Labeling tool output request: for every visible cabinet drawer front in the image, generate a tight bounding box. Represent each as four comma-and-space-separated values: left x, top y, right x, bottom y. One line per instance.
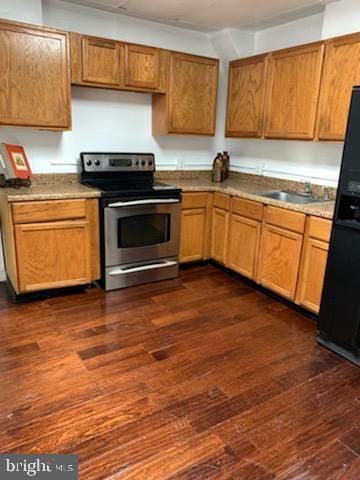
231, 197, 263, 221
266, 206, 305, 234
308, 216, 332, 242
12, 199, 87, 224
213, 193, 230, 211
181, 192, 209, 209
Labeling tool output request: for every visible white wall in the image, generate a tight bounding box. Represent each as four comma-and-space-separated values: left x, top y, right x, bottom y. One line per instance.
322, 0, 360, 38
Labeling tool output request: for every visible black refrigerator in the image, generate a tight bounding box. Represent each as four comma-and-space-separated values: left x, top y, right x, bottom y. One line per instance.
318, 86, 360, 366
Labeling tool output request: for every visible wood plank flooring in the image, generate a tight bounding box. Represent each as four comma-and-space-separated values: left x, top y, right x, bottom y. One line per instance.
1, 264, 360, 479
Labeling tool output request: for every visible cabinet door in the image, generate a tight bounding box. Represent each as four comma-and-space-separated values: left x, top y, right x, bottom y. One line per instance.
180, 208, 207, 263
125, 44, 160, 90
15, 220, 91, 293
258, 224, 303, 300
168, 53, 219, 135
317, 33, 360, 141
227, 214, 261, 280
226, 55, 268, 138
0, 20, 70, 129
264, 43, 324, 139
296, 238, 329, 313
82, 36, 121, 86
211, 208, 229, 264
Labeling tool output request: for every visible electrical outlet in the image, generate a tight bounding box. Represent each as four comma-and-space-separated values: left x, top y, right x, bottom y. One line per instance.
255, 163, 265, 175
176, 158, 185, 170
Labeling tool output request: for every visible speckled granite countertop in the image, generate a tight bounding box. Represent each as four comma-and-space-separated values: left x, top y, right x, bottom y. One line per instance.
0, 183, 101, 202
167, 178, 335, 220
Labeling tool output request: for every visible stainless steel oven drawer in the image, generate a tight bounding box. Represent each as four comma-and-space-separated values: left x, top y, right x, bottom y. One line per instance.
105, 257, 178, 290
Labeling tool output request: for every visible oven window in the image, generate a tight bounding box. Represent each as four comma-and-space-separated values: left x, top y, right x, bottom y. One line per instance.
118, 214, 171, 248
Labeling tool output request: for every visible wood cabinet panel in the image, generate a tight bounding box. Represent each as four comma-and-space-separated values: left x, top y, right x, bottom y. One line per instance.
264, 43, 324, 139
227, 213, 261, 280
82, 35, 121, 86
12, 199, 86, 224
231, 197, 263, 221
258, 224, 303, 300
0, 20, 71, 129
213, 192, 230, 211
210, 207, 229, 264
308, 216, 332, 242
15, 220, 91, 293
266, 206, 306, 234
317, 33, 360, 141
181, 192, 209, 209
180, 208, 207, 263
124, 44, 160, 90
226, 54, 268, 138
153, 52, 219, 135
296, 237, 329, 313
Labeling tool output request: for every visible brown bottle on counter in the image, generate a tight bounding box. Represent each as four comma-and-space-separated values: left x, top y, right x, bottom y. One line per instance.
222, 151, 230, 179
212, 152, 223, 183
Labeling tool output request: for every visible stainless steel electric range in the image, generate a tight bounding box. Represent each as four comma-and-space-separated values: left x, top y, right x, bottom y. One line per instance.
80, 152, 182, 291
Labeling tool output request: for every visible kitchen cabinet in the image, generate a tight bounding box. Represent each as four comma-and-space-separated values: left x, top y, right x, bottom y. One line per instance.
153, 52, 219, 135
257, 206, 305, 300
124, 44, 161, 90
210, 193, 230, 264
227, 198, 263, 280
296, 216, 332, 313
70, 32, 166, 93
0, 197, 100, 295
264, 42, 324, 139
317, 33, 360, 141
82, 35, 122, 86
225, 54, 268, 138
180, 193, 211, 263
0, 19, 71, 130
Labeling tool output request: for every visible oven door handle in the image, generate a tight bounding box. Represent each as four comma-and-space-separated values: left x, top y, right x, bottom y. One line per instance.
108, 260, 177, 276
108, 199, 180, 207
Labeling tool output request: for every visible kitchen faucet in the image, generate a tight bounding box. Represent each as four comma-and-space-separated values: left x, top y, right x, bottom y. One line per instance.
304, 181, 312, 194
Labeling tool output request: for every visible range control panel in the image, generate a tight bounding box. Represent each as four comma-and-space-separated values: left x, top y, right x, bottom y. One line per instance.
81, 153, 155, 173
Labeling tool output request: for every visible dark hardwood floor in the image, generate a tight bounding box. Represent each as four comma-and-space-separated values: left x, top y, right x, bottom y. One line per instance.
1, 264, 360, 479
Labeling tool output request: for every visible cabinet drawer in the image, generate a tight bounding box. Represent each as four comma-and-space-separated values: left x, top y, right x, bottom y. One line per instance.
308, 216, 332, 242
266, 206, 305, 234
231, 197, 263, 221
12, 199, 87, 224
213, 193, 230, 211
181, 192, 209, 209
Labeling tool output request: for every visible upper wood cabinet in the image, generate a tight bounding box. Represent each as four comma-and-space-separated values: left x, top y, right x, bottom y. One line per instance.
153, 52, 219, 135
317, 33, 360, 141
264, 42, 324, 140
70, 32, 166, 93
124, 44, 160, 90
82, 35, 122, 86
0, 20, 71, 130
225, 54, 268, 138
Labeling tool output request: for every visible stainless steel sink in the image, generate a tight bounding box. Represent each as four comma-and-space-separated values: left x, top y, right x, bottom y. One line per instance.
255, 190, 331, 204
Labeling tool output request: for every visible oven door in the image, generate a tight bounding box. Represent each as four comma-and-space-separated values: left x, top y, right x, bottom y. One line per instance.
104, 198, 181, 266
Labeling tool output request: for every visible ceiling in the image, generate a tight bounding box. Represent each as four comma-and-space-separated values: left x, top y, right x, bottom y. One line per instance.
61, 0, 337, 32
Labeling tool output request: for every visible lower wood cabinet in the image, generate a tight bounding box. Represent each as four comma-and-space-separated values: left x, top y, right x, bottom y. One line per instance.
0, 197, 100, 295
210, 193, 230, 264
296, 216, 332, 313
227, 213, 261, 280
180, 193, 210, 263
15, 219, 91, 293
179, 192, 332, 313
257, 223, 303, 300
